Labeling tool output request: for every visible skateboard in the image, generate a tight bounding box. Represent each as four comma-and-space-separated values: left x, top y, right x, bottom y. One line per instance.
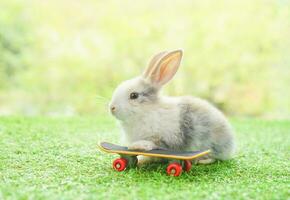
98, 142, 211, 176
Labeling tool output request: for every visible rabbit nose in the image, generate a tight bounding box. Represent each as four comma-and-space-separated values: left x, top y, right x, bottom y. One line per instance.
110, 106, 116, 112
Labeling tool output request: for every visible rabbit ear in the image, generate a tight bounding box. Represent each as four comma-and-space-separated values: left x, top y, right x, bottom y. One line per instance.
143, 51, 168, 78
146, 50, 183, 87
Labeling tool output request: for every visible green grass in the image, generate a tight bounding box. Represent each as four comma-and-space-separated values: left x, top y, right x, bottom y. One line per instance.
0, 116, 289, 200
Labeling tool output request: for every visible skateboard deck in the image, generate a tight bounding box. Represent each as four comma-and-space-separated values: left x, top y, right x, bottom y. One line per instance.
98, 142, 210, 160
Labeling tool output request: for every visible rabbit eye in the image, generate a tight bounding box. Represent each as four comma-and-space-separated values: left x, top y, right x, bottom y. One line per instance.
129, 92, 139, 99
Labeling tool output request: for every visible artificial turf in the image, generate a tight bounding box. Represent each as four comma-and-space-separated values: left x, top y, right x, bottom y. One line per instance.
0, 116, 289, 199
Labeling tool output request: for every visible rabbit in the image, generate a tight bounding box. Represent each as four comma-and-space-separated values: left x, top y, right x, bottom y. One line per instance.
109, 50, 236, 164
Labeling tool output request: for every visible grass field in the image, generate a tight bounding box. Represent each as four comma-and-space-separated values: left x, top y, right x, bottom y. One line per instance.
0, 116, 289, 200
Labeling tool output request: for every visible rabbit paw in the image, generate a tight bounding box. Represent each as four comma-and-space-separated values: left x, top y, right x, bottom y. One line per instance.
137, 156, 153, 166
128, 140, 156, 151
137, 156, 164, 166
197, 158, 216, 165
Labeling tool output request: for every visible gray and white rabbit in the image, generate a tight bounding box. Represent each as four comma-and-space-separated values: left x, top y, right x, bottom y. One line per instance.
109, 50, 235, 164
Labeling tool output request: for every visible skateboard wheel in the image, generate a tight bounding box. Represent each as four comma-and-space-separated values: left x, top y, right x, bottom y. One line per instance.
166, 163, 182, 177
184, 160, 192, 172
113, 158, 127, 171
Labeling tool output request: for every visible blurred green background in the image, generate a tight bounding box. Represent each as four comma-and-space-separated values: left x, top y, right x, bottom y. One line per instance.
0, 0, 289, 118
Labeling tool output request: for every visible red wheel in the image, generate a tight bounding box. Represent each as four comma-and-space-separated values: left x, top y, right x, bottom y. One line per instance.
113, 158, 127, 171
184, 160, 192, 172
166, 162, 182, 176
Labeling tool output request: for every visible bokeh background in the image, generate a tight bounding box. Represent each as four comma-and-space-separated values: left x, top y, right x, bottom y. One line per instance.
1, 0, 289, 118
